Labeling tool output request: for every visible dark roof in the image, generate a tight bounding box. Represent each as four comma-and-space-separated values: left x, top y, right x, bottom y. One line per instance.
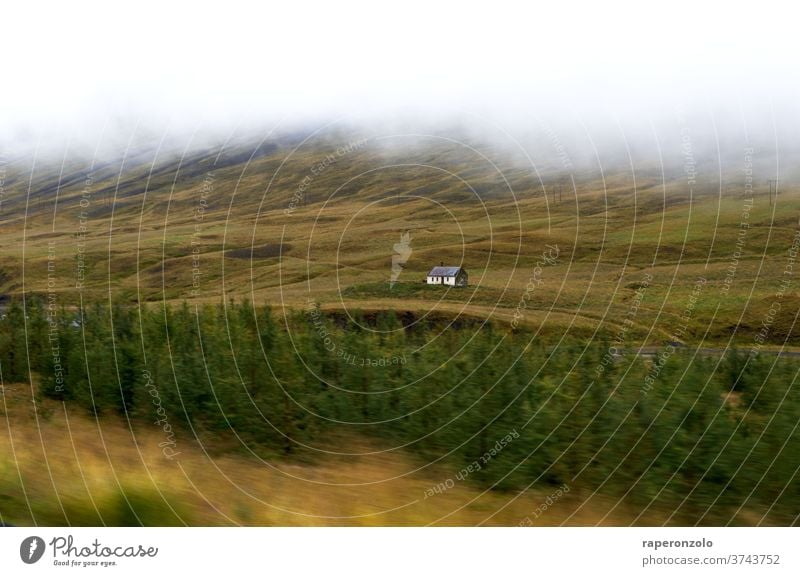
427, 266, 465, 277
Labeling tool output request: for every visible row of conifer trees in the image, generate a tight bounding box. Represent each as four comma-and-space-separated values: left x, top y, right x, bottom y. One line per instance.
1, 297, 797, 524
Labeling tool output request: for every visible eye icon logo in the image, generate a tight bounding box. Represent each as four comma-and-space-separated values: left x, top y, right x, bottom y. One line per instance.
20, 536, 46, 564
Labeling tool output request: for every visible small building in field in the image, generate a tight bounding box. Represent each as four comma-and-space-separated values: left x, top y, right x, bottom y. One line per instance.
426, 265, 468, 287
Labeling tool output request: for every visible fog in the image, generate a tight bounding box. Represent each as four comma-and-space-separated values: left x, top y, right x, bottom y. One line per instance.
1, 0, 798, 175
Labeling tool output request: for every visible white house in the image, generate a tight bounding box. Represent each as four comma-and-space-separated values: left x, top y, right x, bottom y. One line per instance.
426, 265, 468, 287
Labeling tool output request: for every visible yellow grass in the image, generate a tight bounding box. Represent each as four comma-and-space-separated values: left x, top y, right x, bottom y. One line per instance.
1, 381, 671, 526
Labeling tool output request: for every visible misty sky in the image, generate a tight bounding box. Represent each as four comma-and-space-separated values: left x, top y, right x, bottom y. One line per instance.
1, 0, 798, 158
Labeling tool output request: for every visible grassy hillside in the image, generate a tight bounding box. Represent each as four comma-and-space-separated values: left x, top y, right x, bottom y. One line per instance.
1, 134, 797, 347
2, 132, 799, 527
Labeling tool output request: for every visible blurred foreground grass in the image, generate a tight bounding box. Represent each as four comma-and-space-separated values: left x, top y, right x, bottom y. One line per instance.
1, 381, 678, 527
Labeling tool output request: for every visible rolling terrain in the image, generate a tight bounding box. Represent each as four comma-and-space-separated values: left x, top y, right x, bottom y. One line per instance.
1, 132, 799, 348
2, 130, 799, 527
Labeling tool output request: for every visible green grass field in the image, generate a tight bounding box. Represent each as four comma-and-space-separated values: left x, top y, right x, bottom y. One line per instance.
2, 134, 800, 526
1, 135, 797, 349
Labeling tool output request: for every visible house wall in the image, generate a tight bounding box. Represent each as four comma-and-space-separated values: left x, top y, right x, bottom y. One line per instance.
426, 273, 467, 286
